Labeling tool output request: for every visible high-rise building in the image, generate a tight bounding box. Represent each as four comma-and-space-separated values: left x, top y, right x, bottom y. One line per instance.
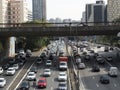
8, 0, 28, 23
0, 0, 30, 23
32, 0, 46, 21
27, 9, 32, 21
81, 11, 86, 22
0, 0, 8, 23
107, 0, 120, 22
85, 0, 106, 24
0, 0, 30, 57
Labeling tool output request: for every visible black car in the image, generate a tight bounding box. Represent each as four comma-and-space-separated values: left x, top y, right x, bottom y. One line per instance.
84, 55, 90, 60
100, 75, 110, 84
104, 47, 109, 52
36, 57, 42, 64
92, 65, 100, 72
2, 63, 10, 70
96, 56, 105, 64
19, 81, 30, 90
30, 67, 38, 73
9, 59, 16, 65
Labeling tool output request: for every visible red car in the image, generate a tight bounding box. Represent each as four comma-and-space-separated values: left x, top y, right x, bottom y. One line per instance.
37, 77, 47, 88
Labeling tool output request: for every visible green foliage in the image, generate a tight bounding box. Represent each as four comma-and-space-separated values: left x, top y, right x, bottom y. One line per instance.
18, 21, 50, 50
0, 41, 3, 52
98, 17, 120, 46
25, 37, 50, 51
113, 16, 120, 23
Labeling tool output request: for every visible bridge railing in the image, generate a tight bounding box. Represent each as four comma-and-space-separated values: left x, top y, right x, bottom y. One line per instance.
0, 22, 120, 28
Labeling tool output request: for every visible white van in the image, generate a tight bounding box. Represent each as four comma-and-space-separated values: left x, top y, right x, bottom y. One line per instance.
108, 67, 118, 77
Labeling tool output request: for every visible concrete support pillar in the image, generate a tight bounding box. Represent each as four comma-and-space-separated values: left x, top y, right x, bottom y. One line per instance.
5, 37, 15, 57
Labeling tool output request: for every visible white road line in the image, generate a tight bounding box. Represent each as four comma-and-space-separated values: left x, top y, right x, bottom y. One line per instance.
51, 87, 53, 90
6, 63, 26, 90
14, 60, 36, 90
96, 84, 99, 87
114, 83, 117, 87
105, 60, 113, 67
13, 49, 45, 90
79, 71, 85, 90
52, 78, 54, 82
67, 69, 71, 90
92, 76, 95, 79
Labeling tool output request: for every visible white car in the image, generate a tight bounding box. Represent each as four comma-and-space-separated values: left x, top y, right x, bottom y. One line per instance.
76, 58, 81, 64
107, 56, 113, 62
58, 82, 67, 90
43, 69, 51, 76
58, 72, 67, 81
12, 64, 19, 70
19, 49, 25, 55
46, 60, 52, 66
6, 67, 16, 75
79, 63, 86, 69
59, 61, 67, 71
0, 78, 6, 87
26, 72, 36, 81
0, 67, 3, 74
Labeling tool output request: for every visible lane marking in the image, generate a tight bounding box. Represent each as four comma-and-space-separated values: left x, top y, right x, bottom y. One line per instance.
6, 63, 27, 90
14, 49, 45, 90
92, 76, 95, 79
114, 83, 117, 87
51, 87, 53, 90
14, 60, 36, 90
96, 84, 99, 87
52, 78, 54, 82
79, 71, 85, 90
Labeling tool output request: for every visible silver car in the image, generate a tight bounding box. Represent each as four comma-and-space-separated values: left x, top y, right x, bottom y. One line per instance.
43, 69, 51, 76
58, 82, 67, 90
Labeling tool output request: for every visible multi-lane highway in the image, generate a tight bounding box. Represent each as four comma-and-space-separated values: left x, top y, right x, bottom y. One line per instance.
15, 40, 71, 90
1, 40, 120, 90
70, 42, 120, 90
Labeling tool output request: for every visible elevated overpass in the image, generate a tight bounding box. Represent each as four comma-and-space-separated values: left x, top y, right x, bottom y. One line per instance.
0, 22, 120, 37
0, 22, 120, 57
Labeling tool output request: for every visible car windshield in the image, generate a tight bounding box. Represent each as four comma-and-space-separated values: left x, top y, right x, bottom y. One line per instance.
0, 80, 4, 82
59, 83, 66, 87
39, 80, 45, 83
13, 64, 18, 67
21, 82, 28, 87
45, 70, 50, 72
47, 61, 51, 63
60, 63, 66, 65
31, 68, 36, 71
60, 74, 65, 76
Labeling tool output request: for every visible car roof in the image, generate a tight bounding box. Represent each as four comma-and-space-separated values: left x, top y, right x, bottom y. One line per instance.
110, 67, 117, 69
39, 77, 46, 80
44, 69, 50, 71
101, 75, 109, 78
47, 60, 51, 61
0, 78, 5, 80
80, 63, 85, 64
59, 72, 66, 74
8, 67, 14, 69
59, 81, 67, 84
28, 72, 35, 74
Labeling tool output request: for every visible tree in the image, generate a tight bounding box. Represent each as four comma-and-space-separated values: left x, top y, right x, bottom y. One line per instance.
99, 17, 120, 47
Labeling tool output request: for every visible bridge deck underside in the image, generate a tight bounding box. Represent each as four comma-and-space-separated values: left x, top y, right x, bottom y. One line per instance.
0, 26, 120, 37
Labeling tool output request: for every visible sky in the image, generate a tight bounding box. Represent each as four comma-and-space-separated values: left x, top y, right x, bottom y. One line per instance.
27, 0, 107, 20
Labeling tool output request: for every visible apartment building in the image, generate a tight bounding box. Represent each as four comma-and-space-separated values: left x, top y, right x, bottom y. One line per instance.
107, 0, 120, 22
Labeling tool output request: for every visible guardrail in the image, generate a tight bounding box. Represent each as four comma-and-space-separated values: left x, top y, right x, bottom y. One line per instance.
0, 22, 120, 28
